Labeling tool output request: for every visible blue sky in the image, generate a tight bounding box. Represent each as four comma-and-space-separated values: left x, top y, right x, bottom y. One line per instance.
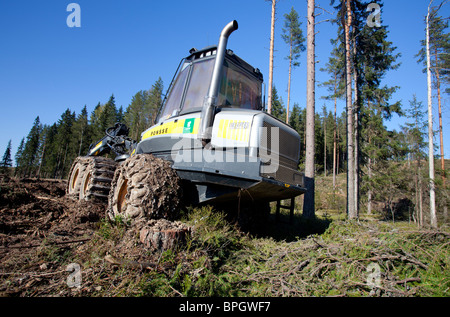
1, 0, 449, 161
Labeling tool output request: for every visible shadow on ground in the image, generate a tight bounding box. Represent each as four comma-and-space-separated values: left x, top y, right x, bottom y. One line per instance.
212, 202, 332, 242
245, 211, 332, 241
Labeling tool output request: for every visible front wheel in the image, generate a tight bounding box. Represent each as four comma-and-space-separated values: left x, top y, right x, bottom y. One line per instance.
107, 154, 183, 224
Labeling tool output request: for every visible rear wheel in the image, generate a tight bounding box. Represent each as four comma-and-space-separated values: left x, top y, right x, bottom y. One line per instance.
67, 157, 90, 198
79, 157, 118, 201
107, 154, 183, 224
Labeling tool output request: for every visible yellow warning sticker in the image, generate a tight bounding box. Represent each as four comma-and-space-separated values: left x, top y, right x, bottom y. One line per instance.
141, 118, 200, 140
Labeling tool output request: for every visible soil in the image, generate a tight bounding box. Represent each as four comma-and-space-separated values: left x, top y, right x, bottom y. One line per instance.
0, 177, 104, 248
0, 175, 189, 297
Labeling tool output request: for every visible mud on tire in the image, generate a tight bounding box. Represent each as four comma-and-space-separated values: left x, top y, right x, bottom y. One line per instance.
107, 154, 183, 224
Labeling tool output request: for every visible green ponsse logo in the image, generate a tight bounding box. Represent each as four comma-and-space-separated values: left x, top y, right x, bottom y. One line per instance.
183, 118, 195, 133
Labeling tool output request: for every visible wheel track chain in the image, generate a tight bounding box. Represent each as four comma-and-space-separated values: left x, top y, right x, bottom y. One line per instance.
81, 157, 118, 201
107, 154, 183, 223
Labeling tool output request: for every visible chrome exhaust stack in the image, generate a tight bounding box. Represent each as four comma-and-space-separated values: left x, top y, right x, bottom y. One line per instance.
197, 20, 238, 143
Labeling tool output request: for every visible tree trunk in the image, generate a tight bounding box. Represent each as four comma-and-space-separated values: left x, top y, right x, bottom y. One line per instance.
344, 0, 356, 219
426, 2, 438, 229
37, 140, 46, 179
435, 59, 445, 186
267, 0, 276, 114
418, 157, 424, 228
367, 153, 372, 215
324, 114, 327, 177
353, 48, 359, 217
61, 143, 69, 179
333, 73, 337, 190
414, 173, 419, 226
414, 151, 420, 227
303, 0, 315, 219
287, 40, 292, 123
337, 124, 340, 176
367, 102, 372, 216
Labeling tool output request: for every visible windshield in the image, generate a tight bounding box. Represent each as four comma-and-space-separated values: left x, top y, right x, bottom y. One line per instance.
158, 55, 262, 122
158, 62, 190, 121
182, 58, 215, 113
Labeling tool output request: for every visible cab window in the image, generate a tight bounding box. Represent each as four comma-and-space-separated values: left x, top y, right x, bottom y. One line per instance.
158, 63, 190, 121
181, 58, 215, 112
218, 60, 262, 110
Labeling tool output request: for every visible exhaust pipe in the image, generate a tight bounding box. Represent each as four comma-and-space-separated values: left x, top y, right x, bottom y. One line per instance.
198, 20, 238, 143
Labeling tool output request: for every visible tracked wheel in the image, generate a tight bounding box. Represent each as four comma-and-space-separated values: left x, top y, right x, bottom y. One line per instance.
107, 154, 183, 224
78, 157, 118, 201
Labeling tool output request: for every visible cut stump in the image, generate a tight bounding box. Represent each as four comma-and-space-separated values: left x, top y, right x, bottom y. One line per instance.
139, 219, 191, 251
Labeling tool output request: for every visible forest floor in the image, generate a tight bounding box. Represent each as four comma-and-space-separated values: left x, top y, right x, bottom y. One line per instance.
0, 176, 448, 297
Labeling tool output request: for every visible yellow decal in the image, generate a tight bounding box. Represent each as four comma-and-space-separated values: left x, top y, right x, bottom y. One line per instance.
217, 119, 250, 142
141, 118, 200, 140
222, 119, 229, 139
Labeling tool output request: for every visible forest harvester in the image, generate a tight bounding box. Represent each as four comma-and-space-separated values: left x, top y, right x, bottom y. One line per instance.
67, 20, 306, 223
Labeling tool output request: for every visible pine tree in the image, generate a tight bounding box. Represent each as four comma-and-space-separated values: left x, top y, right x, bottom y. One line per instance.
21, 116, 42, 177
333, 0, 401, 219
320, 106, 335, 176
101, 94, 118, 132
424, 0, 440, 228
342, 0, 356, 219
336, 110, 347, 175
125, 90, 147, 141
289, 103, 302, 134
14, 138, 25, 176
90, 102, 103, 141
288, 104, 307, 167
270, 86, 286, 121
39, 123, 58, 178
361, 101, 389, 215
416, 5, 449, 186
320, 41, 346, 189
117, 106, 124, 123
146, 77, 164, 126
53, 109, 76, 178
73, 105, 90, 156
36, 124, 48, 178
266, 0, 278, 114
403, 95, 428, 226
281, 7, 305, 123
91, 95, 119, 143
303, 0, 316, 219
314, 112, 324, 173
0, 140, 13, 175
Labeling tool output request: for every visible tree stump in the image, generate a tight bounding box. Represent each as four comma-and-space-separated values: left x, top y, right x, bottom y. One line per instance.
139, 219, 191, 251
